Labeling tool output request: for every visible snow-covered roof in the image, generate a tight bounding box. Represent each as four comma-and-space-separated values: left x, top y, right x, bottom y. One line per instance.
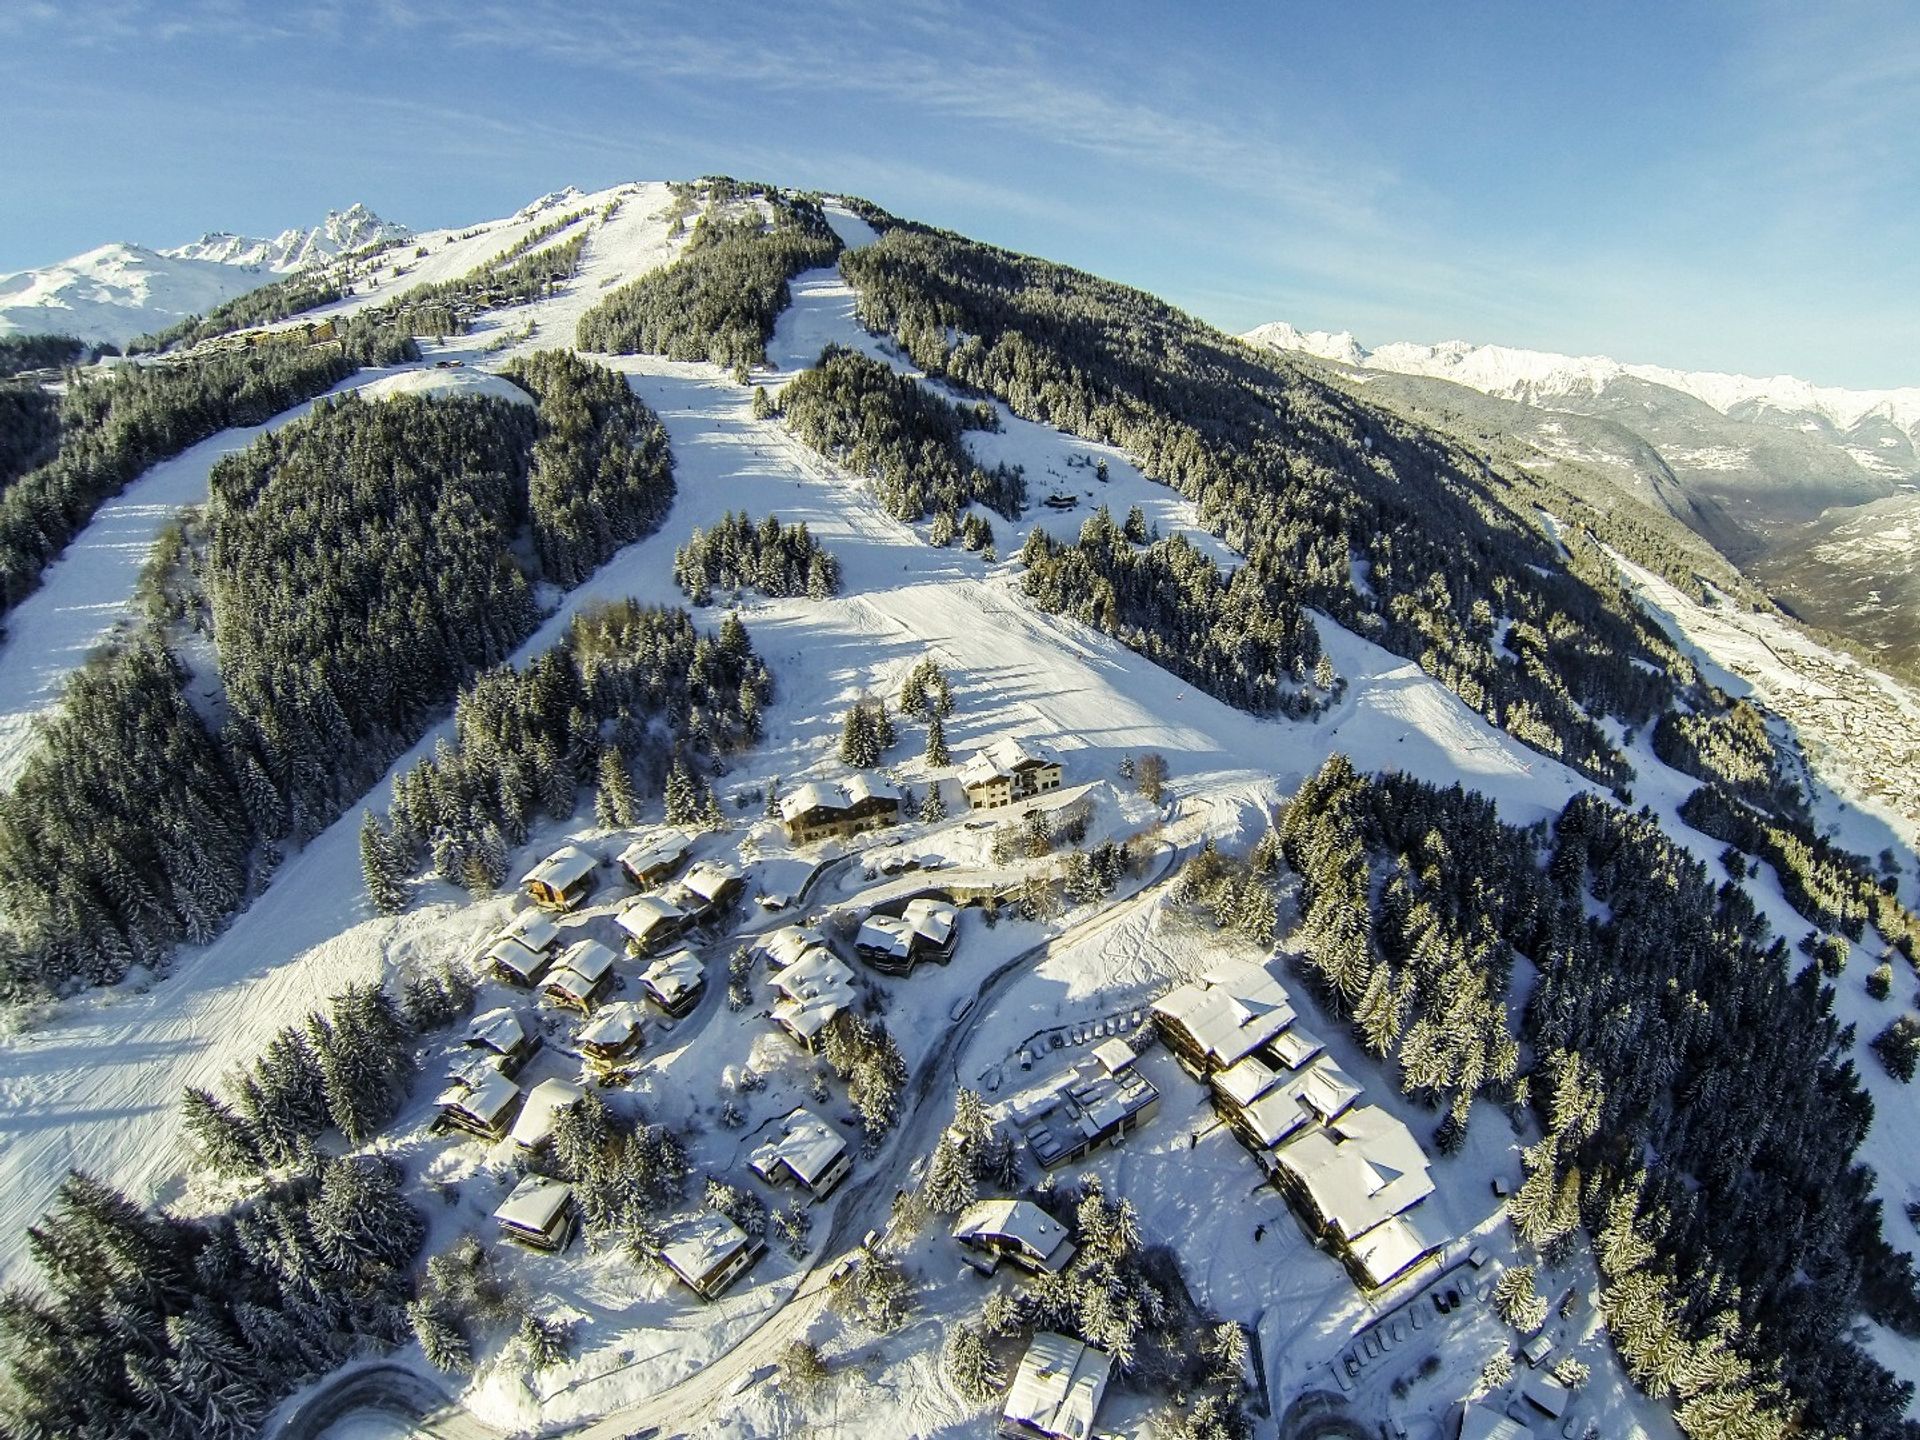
466, 1007, 528, 1056
522, 844, 597, 892
680, 859, 741, 903
1273, 1103, 1434, 1241
856, 915, 914, 961
1348, 1209, 1442, 1288
1002, 1331, 1111, 1440
578, 1002, 644, 1050
771, 948, 858, 1040
659, 1209, 750, 1285
749, 1107, 848, 1188
616, 893, 685, 940
1004, 1054, 1160, 1167
755, 925, 824, 969
1290, 1055, 1362, 1122
1236, 1086, 1316, 1149
618, 829, 691, 877
550, 938, 616, 989
779, 775, 900, 823
509, 1077, 582, 1148
1267, 1022, 1324, 1071
1522, 1376, 1570, 1420
436, 1067, 520, 1127
1091, 1038, 1135, 1076
1459, 1403, 1535, 1440
953, 1199, 1073, 1270
641, 947, 704, 1005
486, 936, 549, 984
960, 736, 1059, 792
502, 909, 560, 952
358, 366, 535, 409
494, 1175, 572, 1234
1212, 1054, 1282, 1109
1151, 960, 1295, 1068
902, 896, 956, 945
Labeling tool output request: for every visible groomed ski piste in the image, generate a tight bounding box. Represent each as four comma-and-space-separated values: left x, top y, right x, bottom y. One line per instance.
0, 182, 1914, 1439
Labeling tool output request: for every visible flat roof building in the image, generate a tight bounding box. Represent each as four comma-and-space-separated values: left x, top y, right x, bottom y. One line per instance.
748, 1107, 851, 1200
1003, 1050, 1160, 1170
1000, 1331, 1111, 1440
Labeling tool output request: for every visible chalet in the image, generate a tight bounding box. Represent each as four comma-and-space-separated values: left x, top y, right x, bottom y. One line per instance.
464, 1007, 539, 1076
1521, 1333, 1555, 1369
1150, 960, 1296, 1076
778, 775, 901, 845
503, 908, 561, 954
953, 1199, 1076, 1276
754, 924, 826, 970
853, 898, 959, 974
960, 738, 1063, 811
640, 947, 706, 1017
1000, 1332, 1112, 1440
434, 1069, 523, 1141
667, 860, 743, 923
616, 894, 687, 955
1209, 1055, 1314, 1154
577, 1003, 645, 1077
1267, 1021, 1325, 1071
770, 946, 860, 1053
1459, 1406, 1535, 1440
487, 935, 554, 989
1003, 1043, 1160, 1170
494, 1175, 578, 1252
542, 938, 618, 1012
509, 1077, 582, 1151
1347, 1209, 1445, 1291
1522, 1376, 1569, 1419
617, 829, 692, 889
521, 844, 599, 911
748, 1107, 851, 1200
658, 1210, 765, 1300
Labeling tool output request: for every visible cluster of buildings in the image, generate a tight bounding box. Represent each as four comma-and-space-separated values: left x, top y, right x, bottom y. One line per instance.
756, 925, 860, 1053
1151, 960, 1445, 1292
853, 897, 959, 974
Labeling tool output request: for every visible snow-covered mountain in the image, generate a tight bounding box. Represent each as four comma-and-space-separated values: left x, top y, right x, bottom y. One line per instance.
0, 204, 410, 346
1244, 321, 1920, 444
161, 201, 411, 271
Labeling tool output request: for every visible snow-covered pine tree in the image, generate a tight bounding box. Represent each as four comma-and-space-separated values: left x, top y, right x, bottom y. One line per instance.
924, 1134, 978, 1214
595, 744, 640, 828
944, 1322, 1000, 1401
664, 757, 701, 825
925, 712, 950, 766
181, 1086, 262, 1177
409, 1296, 472, 1373
359, 811, 407, 914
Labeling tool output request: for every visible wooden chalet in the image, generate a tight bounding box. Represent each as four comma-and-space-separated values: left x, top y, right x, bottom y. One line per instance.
658, 1210, 765, 1300
494, 1175, 578, 1252
777, 775, 901, 845
639, 946, 706, 1018
521, 844, 600, 911
748, 1107, 851, 1201
541, 938, 617, 1013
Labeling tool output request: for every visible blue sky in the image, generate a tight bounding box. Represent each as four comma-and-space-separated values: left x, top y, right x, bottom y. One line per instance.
3, 0, 1915, 387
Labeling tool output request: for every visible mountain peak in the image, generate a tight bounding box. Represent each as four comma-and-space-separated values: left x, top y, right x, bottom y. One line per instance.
161, 204, 412, 272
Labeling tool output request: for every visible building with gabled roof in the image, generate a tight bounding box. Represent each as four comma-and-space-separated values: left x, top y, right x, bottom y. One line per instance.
434, 1068, 522, 1141
668, 859, 743, 922
1348, 1209, 1444, 1290
854, 897, 959, 974
502, 908, 560, 954
1000, 1331, 1111, 1440
1272, 1102, 1435, 1246
577, 1002, 644, 1077
1150, 960, 1296, 1076
960, 738, 1063, 811
778, 775, 901, 845
953, 1199, 1076, 1275
640, 946, 706, 1017
487, 935, 554, 989
658, 1210, 764, 1300
1459, 1404, 1535, 1440
616, 893, 687, 955
748, 1107, 851, 1200
1267, 1021, 1325, 1071
509, 1076, 582, 1151
770, 946, 860, 1052
494, 1175, 578, 1252
464, 1007, 539, 1075
541, 938, 617, 1012
754, 924, 825, 970
617, 828, 692, 889
521, 844, 599, 910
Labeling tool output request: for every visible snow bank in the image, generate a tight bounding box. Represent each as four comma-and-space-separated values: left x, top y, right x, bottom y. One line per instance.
354, 366, 532, 407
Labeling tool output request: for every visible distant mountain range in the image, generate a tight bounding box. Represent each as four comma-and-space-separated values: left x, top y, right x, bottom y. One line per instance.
0, 204, 411, 346
1245, 320, 1920, 678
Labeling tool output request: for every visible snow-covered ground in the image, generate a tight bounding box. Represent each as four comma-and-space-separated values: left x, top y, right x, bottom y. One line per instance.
5, 183, 1915, 1437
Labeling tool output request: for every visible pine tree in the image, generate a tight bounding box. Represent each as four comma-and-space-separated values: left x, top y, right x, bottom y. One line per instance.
410, 1296, 471, 1373
664, 757, 701, 825
1493, 1264, 1548, 1331
702, 783, 727, 832
925, 1133, 978, 1214
925, 712, 950, 766
920, 783, 947, 823
359, 811, 406, 915
595, 745, 639, 828
180, 1086, 261, 1177
944, 1322, 1001, 1402
517, 1312, 572, 1371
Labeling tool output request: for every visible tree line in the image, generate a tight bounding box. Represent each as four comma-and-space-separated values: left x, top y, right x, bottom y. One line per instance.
773, 343, 1025, 522
673, 510, 840, 603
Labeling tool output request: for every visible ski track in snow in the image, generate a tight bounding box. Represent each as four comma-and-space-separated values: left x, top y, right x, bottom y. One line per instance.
5, 190, 1914, 1432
